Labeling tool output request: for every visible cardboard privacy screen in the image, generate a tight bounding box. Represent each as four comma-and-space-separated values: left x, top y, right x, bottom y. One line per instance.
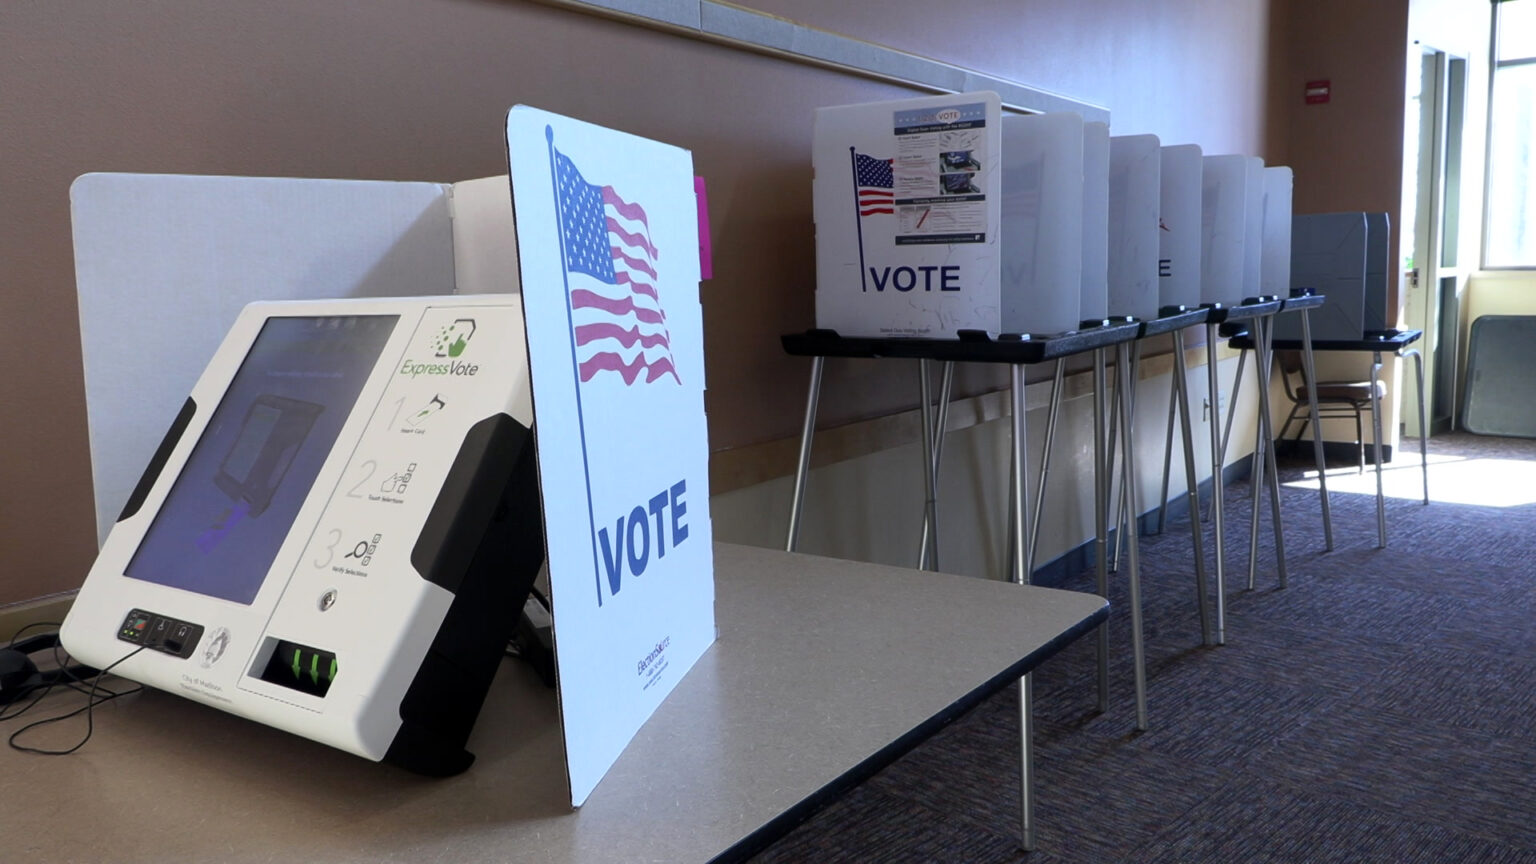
506, 105, 716, 807
1158, 144, 1203, 311
1000, 111, 1084, 335
813, 91, 1004, 337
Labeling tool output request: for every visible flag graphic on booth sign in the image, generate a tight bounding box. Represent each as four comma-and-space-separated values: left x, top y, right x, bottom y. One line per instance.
853, 151, 894, 217
553, 147, 681, 386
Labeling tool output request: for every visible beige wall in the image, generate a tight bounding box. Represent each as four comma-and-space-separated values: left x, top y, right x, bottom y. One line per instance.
0, 0, 1302, 605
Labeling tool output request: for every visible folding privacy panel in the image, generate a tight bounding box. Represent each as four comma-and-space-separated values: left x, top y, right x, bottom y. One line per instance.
998, 110, 1086, 335
1200, 154, 1251, 307
1261, 167, 1294, 298
1158, 144, 1203, 311
1108, 134, 1161, 321
1080, 121, 1110, 323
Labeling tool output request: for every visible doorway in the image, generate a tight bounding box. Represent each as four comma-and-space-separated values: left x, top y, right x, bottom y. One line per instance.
1401, 47, 1467, 436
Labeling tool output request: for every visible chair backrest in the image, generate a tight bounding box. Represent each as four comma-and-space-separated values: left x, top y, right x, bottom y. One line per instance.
1276, 350, 1304, 402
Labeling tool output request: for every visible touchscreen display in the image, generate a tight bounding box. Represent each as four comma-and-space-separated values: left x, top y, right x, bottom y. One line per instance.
124, 315, 398, 605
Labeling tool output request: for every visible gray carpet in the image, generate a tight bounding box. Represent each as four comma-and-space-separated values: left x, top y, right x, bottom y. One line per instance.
752, 432, 1536, 863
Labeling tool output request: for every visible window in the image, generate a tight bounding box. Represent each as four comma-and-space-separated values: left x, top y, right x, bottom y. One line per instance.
1486, 0, 1536, 267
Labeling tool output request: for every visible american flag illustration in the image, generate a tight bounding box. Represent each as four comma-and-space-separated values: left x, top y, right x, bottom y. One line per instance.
555, 148, 680, 386
854, 151, 894, 216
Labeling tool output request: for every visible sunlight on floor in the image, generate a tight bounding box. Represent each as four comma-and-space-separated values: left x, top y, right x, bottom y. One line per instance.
1283, 453, 1536, 508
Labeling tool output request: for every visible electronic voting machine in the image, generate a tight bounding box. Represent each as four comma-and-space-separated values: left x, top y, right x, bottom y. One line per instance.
60, 295, 544, 775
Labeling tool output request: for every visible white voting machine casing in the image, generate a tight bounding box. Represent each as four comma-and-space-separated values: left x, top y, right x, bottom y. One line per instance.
60, 294, 544, 776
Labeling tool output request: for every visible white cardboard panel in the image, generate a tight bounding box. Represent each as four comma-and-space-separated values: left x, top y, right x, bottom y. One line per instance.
1242, 156, 1265, 298
1159, 144, 1203, 310
451, 175, 523, 296
813, 92, 1003, 337
999, 111, 1083, 335
1261, 166, 1293, 299
71, 173, 456, 544
506, 105, 716, 807
1080, 121, 1110, 322
1200, 155, 1249, 307
1108, 134, 1161, 321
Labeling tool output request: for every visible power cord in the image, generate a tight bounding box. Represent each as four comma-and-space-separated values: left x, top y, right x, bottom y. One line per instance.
3, 630, 144, 756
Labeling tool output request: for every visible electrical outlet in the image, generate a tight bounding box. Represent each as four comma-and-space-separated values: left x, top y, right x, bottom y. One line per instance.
1202, 392, 1230, 421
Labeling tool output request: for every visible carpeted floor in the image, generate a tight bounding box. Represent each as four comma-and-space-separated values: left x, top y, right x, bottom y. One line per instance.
753, 432, 1536, 863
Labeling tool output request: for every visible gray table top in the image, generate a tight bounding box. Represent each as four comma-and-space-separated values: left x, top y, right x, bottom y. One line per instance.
1, 543, 1106, 863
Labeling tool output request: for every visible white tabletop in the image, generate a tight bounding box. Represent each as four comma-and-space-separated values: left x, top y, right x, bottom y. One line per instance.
0, 543, 1105, 863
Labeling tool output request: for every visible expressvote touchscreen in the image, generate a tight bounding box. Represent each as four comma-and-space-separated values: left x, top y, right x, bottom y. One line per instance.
61, 296, 544, 775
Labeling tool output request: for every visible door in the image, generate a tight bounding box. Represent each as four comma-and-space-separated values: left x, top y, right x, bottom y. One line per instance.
1401, 48, 1467, 436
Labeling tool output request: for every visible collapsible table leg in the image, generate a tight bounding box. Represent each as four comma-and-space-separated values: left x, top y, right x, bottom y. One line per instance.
1156, 372, 1180, 536
1172, 329, 1212, 645
917, 360, 938, 570
1298, 310, 1334, 551
1249, 315, 1288, 589
1018, 673, 1034, 852
786, 356, 825, 553
1112, 358, 1124, 565
1404, 347, 1430, 505
1093, 348, 1110, 711
1219, 348, 1247, 474
1028, 360, 1066, 576
1009, 361, 1035, 851
1205, 323, 1228, 645
1370, 350, 1387, 548
1111, 344, 1143, 574
918, 362, 957, 571
1116, 342, 1149, 731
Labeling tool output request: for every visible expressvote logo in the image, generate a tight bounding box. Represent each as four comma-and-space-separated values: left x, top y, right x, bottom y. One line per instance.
399, 317, 481, 378
432, 318, 477, 358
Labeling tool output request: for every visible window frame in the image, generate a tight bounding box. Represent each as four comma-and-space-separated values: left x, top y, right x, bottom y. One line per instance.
1482, 0, 1536, 270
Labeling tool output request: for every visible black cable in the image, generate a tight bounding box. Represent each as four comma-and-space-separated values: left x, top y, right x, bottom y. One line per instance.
6, 620, 63, 649
8, 645, 145, 756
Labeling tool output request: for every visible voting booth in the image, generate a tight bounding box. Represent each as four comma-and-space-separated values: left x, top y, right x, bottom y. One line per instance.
815, 92, 1114, 338
61, 107, 715, 804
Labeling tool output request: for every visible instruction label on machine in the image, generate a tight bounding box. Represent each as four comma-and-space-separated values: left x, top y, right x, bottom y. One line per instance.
892, 101, 990, 245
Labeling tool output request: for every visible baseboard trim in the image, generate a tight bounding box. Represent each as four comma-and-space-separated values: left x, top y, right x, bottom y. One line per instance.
1273, 439, 1396, 466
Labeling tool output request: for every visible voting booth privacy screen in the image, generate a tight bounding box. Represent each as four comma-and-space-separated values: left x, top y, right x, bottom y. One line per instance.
62, 295, 544, 776
813, 92, 1005, 337
506, 105, 717, 807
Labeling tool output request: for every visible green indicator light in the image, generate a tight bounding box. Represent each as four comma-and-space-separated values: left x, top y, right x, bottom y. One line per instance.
327, 658, 338, 682
292, 649, 302, 679
309, 653, 320, 685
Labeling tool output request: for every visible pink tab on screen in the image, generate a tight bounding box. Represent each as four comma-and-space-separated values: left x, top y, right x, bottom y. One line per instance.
695, 176, 713, 281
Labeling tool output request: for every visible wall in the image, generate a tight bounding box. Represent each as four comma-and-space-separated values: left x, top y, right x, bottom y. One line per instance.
1260, 0, 1497, 452
1262, 0, 1412, 449
0, 0, 1276, 606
